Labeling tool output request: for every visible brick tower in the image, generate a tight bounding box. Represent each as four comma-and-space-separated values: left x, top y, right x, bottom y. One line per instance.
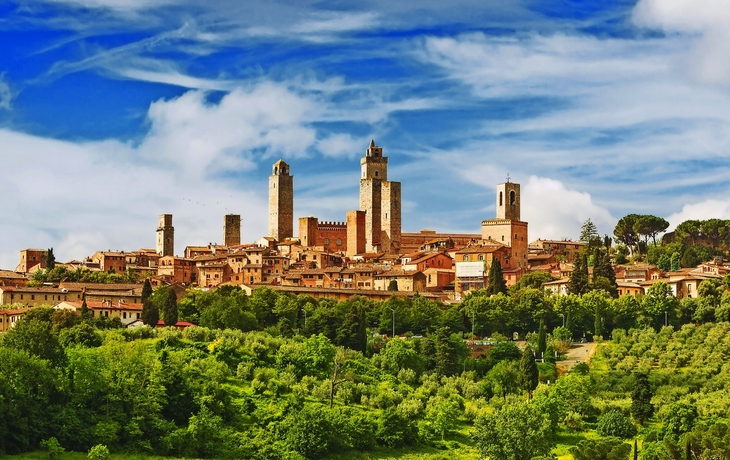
156, 214, 174, 257
481, 179, 528, 269
359, 140, 401, 254
268, 159, 294, 241
223, 214, 241, 247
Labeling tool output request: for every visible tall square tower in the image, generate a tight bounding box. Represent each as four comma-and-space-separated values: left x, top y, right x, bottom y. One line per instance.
156, 214, 174, 257
269, 160, 294, 241
359, 140, 401, 254
223, 214, 241, 247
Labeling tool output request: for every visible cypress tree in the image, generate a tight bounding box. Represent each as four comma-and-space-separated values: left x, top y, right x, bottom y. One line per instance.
537, 319, 547, 357
594, 303, 603, 338
568, 253, 590, 295
487, 259, 507, 295
142, 298, 159, 327
141, 278, 153, 303
162, 289, 178, 326
80, 299, 90, 320
46, 248, 56, 270
518, 345, 539, 399
631, 372, 654, 424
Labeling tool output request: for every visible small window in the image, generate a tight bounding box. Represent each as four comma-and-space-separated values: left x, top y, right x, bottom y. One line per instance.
324, 238, 330, 245
336, 238, 342, 246
499, 192, 503, 206
375, 171, 379, 177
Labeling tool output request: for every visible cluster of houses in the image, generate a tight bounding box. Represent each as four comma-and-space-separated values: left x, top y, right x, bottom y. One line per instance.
3, 141, 727, 331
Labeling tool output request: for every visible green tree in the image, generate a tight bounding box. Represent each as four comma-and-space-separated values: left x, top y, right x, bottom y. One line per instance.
631, 372, 653, 424
537, 319, 547, 357
426, 396, 461, 440
518, 346, 539, 399
642, 281, 678, 328
46, 248, 56, 271
473, 401, 555, 460
141, 278, 153, 303
487, 259, 508, 295
79, 299, 90, 320
40, 437, 65, 459
162, 289, 178, 326
387, 279, 398, 291
597, 410, 638, 439
670, 252, 681, 271
580, 218, 602, 249
2, 315, 65, 365
569, 252, 590, 295
87, 444, 110, 460
569, 437, 632, 460
614, 214, 641, 256
634, 215, 670, 246
141, 298, 159, 327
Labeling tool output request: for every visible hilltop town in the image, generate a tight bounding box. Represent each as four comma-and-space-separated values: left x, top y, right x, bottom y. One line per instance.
1, 140, 729, 328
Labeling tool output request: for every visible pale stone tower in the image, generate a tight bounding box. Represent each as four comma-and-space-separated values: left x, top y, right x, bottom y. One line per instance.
497, 181, 520, 221
359, 140, 401, 254
268, 159, 294, 241
223, 214, 241, 247
482, 179, 528, 269
156, 214, 174, 257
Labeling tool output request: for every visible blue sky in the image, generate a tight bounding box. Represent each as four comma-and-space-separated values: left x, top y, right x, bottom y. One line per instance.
1, 0, 730, 267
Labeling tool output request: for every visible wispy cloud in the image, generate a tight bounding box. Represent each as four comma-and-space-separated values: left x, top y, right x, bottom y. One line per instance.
0, 73, 13, 110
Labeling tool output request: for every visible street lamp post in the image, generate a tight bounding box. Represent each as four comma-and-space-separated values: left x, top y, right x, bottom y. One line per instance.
664, 310, 668, 327
560, 313, 565, 328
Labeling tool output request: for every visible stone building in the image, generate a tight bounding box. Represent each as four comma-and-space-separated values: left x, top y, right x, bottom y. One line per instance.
16, 248, 48, 273
223, 214, 241, 247
360, 140, 401, 254
268, 160, 294, 241
156, 214, 174, 257
481, 180, 529, 270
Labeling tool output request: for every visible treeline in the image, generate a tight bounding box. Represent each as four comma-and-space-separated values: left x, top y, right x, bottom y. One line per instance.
0, 302, 562, 458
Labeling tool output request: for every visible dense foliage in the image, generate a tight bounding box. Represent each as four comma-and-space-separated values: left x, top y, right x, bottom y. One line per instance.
4, 283, 730, 459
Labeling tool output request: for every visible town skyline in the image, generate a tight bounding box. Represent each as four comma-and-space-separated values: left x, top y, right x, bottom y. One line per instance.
2, 0, 729, 268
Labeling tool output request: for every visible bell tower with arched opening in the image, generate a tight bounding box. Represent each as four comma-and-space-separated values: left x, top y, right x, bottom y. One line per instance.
482, 178, 528, 270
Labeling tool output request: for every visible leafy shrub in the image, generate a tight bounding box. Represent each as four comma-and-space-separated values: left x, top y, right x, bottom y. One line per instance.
88, 444, 110, 460
597, 409, 637, 439
40, 437, 65, 459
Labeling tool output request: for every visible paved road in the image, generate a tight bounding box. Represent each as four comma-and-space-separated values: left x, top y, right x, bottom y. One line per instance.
559, 341, 597, 371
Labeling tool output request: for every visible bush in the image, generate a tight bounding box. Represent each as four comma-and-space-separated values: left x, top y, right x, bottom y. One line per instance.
597, 409, 637, 439
40, 437, 64, 459
88, 444, 110, 460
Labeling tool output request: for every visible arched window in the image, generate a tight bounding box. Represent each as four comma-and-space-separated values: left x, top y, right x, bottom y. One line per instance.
499, 192, 503, 206
510, 190, 516, 205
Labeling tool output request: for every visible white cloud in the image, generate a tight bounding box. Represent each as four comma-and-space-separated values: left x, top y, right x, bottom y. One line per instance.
666, 199, 730, 231
316, 133, 367, 158
522, 177, 616, 241
633, 0, 730, 86
138, 83, 317, 181
0, 81, 322, 269
0, 73, 12, 110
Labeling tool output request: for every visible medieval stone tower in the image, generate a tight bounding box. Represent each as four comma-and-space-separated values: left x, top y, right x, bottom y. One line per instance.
223, 214, 241, 247
359, 140, 401, 254
268, 159, 294, 241
481, 179, 528, 269
156, 214, 174, 257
